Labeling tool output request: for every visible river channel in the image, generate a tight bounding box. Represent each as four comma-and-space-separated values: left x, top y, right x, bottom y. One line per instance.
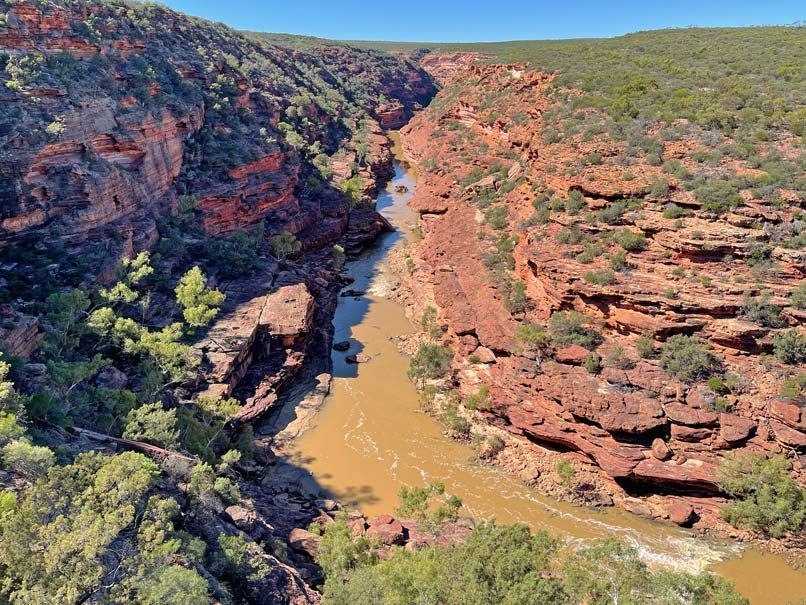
280, 134, 806, 604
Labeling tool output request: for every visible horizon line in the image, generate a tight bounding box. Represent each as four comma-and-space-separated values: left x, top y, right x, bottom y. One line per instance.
242, 21, 806, 47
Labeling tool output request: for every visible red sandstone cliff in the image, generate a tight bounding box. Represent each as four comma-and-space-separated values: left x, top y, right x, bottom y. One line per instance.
0, 1, 436, 277
400, 58, 806, 536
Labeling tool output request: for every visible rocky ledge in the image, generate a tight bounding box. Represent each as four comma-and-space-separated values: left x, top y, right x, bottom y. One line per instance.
397, 56, 806, 543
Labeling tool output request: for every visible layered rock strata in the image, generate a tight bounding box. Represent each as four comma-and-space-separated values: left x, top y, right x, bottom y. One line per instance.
399, 58, 806, 534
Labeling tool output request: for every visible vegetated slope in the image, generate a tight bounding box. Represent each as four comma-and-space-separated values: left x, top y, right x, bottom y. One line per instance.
315, 516, 749, 605
0, 2, 440, 603
399, 28, 806, 544
0, 0, 435, 275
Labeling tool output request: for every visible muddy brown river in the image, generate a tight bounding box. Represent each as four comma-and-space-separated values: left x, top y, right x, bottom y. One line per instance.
280, 135, 806, 604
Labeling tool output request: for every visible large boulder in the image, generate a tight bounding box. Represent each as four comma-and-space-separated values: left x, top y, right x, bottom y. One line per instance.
671, 424, 713, 442
651, 438, 672, 461
366, 514, 406, 546
667, 501, 696, 526
555, 345, 591, 365
770, 420, 806, 449
663, 403, 718, 427
94, 366, 128, 390
261, 283, 315, 341
288, 528, 322, 559
718, 414, 756, 444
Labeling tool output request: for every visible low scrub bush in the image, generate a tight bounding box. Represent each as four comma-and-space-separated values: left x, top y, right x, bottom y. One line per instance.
408, 344, 453, 384
718, 454, 806, 538
659, 334, 721, 382
740, 293, 783, 328
615, 229, 647, 251
636, 334, 656, 359
549, 311, 601, 348
790, 284, 806, 310
584, 269, 615, 286
772, 329, 806, 365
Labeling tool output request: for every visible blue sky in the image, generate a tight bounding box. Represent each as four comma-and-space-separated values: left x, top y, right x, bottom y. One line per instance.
160, 0, 805, 42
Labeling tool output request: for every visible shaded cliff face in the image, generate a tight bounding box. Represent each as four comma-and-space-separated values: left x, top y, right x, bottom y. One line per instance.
0, 0, 436, 264
402, 55, 806, 534
0, 6, 438, 602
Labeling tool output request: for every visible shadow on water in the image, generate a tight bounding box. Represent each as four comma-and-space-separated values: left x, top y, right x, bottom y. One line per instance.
255, 155, 415, 510
331, 164, 414, 380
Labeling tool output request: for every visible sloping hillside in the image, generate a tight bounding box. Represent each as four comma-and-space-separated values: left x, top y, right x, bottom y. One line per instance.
398, 29, 806, 543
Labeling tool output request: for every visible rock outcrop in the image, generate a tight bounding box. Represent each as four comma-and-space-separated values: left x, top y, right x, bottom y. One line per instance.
0, 305, 40, 358
399, 57, 806, 533
0, 0, 436, 284
0, 5, 440, 600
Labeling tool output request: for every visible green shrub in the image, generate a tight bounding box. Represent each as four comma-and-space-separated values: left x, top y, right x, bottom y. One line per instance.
584, 269, 615, 285
484, 205, 508, 229
199, 227, 264, 279
515, 322, 550, 354
555, 458, 576, 484
319, 523, 746, 605
584, 352, 602, 374
534, 204, 551, 224
270, 231, 302, 260
1, 440, 54, 480
466, 386, 491, 411
420, 306, 442, 339
596, 201, 627, 225
548, 311, 601, 348
740, 293, 783, 328
649, 178, 670, 197
713, 398, 732, 413
772, 330, 806, 365
662, 203, 690, 219
659, 334, 721, 382
175, 266, 225, 328
606, 345, 634, 369
565, 190, 587, 214
695, 179, 744, 213
485, 435, 506, 457
0, 491, 15, 516
707, 376, 729, 394
779, 375, 806, 399
505, 280, 527, 314
135, 565, 211, 605
576, 243, 604, 264
555, 227, 583, 245
615, 229, 647, 251
441, 402, 470, 438
636, 334, 656, 358
0, 413, 23, 447
396, 482, 462, 526
718, 454, 806, 538
0, 452, 163, 603
608, 249, 629, 271
320, 521, 566, 604
408, 344, 453, 384
123, 403, 180, 448
790, 284, 806, 310
582, 151, 602, 165
316, 517, 378, 581
562, 539, 747, 605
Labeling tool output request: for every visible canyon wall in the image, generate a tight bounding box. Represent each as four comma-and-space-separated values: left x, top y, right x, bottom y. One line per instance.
401, 56, 806, 535
0, 3, 440, 601
0, 0, 436, 269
